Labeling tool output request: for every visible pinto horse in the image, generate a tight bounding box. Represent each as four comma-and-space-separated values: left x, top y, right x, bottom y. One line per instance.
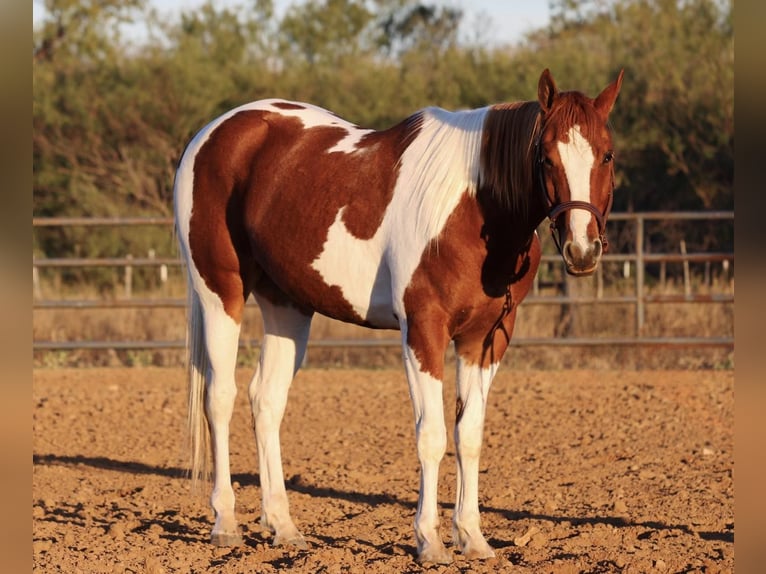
174, 68, 623, 564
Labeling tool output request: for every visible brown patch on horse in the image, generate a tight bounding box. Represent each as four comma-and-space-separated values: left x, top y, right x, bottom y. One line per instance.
189, 107, 422, 325
452, 232, 540, 369
403, 193, 541, 376
189, 110, 271, 322
271, 101, 307, 110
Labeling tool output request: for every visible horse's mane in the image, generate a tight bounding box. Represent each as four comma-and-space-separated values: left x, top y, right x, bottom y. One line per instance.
396, 106, 487, 244
480, 92, 606, 222
479, 101, 542, 220
394, 93, 604, 244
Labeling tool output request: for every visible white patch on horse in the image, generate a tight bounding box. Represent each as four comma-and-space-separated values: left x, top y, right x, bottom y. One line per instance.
259, 99, 373, 154
311, 206, 396, 327
557, 124, 595, 250
400, 107, 487, 241
327, 128, 375, 154
260, 99, 352, 129
310, 106, 488, 324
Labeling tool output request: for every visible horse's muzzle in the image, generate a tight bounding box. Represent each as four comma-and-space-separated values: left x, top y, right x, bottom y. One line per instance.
562, 238, 602, 276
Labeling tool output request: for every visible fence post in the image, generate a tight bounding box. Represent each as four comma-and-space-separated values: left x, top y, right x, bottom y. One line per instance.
722, 259, 730, 284
125, 254, 133, 298
680, 240, 691, 296
596, 262, 603, 299
33, 265, 42, 299
635, 215, 645, 335
148, 248, 155, 286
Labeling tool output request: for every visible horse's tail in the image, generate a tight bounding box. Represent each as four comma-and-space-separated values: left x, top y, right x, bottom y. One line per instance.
186, 283, 210, 491
174, 136, 211, 492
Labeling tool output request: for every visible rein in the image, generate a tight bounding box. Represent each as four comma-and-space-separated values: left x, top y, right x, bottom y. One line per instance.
534, 139, 612, 254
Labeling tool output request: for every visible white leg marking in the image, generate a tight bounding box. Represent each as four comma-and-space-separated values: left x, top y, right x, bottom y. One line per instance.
453, 358, 498, 559
248, 296, 312, 548
202, 304, 243, 546
557, 124, 596, 251
401, 331, 451, 564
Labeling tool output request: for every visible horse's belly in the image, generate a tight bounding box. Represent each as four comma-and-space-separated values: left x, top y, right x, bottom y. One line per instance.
309, 216, 399, 329
252, 205, 399, 330
336, 278, 398, 329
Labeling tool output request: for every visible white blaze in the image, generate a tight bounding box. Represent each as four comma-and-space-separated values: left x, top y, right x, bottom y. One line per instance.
556, 124, 595, 249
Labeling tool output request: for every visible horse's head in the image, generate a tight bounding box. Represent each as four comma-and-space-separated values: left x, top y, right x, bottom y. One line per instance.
535, 68, 624, 276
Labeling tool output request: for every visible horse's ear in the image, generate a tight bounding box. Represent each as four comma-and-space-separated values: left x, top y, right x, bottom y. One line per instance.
594, 68, 624, 119
538, 69, 558, 114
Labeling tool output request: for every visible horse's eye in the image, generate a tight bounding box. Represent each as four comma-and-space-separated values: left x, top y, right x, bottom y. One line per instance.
603, 151, 614, 164
543, 156, 554, 168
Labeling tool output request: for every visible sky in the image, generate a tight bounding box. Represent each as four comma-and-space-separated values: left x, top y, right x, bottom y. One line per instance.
34, 0, 551, 47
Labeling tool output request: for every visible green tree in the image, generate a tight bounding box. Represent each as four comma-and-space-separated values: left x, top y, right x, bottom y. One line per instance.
33, 0, 733, 274
541, 0, 733, 212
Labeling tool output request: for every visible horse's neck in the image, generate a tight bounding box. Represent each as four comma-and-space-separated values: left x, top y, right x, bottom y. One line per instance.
469, 192, 544, 297
477, 172, 547, 246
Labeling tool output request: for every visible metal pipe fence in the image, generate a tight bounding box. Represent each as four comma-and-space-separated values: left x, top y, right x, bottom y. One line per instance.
32, 212, 734, 352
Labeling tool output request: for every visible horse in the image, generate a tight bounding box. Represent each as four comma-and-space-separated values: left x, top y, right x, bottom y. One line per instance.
173, 68, 624, 564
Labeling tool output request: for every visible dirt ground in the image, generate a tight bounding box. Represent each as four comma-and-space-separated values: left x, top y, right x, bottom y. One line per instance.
33, 367, 733, 573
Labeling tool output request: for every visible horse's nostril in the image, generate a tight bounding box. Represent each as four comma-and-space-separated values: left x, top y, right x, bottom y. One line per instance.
563, 241, 575, 263
592, 239, 602, 259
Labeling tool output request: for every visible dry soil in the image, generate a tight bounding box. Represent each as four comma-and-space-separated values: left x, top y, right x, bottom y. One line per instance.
33, 368, 733, 573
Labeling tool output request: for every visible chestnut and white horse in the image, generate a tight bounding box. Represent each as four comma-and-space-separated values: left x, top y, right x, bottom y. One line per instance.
174, 68, 623, 563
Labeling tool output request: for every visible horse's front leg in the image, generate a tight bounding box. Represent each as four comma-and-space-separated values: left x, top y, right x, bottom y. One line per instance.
451, 353, 499, 559
401, 318, 452, 564
451, 329, 513, 560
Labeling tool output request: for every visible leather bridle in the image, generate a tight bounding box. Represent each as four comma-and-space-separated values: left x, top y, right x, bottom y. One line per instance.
535, 139, 613, 255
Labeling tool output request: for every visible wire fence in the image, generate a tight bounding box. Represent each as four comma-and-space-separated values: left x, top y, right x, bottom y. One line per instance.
32, 212, 734, 353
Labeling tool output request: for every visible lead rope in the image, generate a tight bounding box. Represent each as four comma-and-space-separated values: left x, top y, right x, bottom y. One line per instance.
483, 287, 513, 367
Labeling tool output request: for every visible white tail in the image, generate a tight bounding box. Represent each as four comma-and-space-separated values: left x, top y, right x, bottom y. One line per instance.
174, 127, 213, 492
185, 275, 210, 491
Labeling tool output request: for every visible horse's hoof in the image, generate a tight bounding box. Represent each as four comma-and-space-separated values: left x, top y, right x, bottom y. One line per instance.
417, 545, 453, 565
273, 532, 308, 550
210, 531, 244, 546
462, 544, 496, 560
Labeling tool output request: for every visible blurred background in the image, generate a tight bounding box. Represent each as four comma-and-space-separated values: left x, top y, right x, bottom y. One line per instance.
32, 0, 733, 369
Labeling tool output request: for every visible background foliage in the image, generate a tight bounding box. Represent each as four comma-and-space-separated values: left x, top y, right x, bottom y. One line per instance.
33, 0, 733, 265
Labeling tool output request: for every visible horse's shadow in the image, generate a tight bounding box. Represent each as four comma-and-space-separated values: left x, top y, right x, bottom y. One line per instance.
33, 452, 734, 554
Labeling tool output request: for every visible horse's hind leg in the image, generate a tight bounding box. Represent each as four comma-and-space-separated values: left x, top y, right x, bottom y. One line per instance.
200, 294, 245, 546
248, 293, 312, 548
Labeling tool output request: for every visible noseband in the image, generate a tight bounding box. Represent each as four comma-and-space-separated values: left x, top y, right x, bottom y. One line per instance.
535, 140, 612, 255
